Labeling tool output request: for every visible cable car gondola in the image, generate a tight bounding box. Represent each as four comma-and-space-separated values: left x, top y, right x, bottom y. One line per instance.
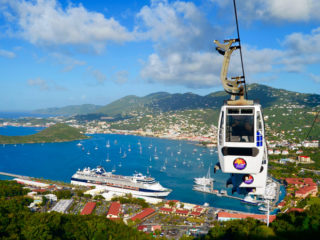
212, 0, 269, 197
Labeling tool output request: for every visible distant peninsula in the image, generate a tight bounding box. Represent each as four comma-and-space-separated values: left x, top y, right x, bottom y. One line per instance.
0, 123, 89, 144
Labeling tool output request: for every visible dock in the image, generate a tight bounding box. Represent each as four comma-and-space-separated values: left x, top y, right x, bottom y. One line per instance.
0, 171, 30, 179
193, 185, 243, 201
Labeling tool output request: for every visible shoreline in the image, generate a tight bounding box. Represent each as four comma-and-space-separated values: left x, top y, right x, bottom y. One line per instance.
0, 171, 274, 216
0, 125, 217, 146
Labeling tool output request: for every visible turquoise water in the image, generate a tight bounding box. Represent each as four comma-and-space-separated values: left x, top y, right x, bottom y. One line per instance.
0, 127, 283, 213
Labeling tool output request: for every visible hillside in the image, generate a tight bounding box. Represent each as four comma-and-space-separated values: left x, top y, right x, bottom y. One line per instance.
33, 104, 102, 116
0, 123, 89, 144
95, 84, 320, 116
31, 84, 320, 118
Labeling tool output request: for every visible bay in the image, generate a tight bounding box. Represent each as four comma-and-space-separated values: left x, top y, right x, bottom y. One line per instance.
0, 127, 283, 214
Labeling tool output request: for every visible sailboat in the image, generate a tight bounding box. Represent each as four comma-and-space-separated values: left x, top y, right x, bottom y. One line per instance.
106, 153, 111, 162
154, 146, 159, 160
121, 152, 127, 158
194, 166, 214, 186
160, 165, 166, 172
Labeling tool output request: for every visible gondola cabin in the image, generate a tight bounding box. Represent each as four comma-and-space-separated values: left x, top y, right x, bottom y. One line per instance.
217, 103, 265, 174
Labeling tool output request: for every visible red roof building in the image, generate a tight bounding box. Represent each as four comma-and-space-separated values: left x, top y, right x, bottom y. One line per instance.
131, 208, 155, 221
159, 207, 173, 214
277, 201, 286, 208
80, 202, 96, 215
107, 202, 121, 219
218, 212, 276, 223
190, 211, 201, 216
175, 209, 189, 216
287, 208, 304, 213
295, 185, 318, 198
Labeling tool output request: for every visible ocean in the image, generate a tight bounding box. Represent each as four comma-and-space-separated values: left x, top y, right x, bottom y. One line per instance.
0, 126, 285, 214
0, 112, 56, 119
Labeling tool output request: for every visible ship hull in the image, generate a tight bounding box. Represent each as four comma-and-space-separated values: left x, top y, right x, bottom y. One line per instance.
71, 180, 170, 198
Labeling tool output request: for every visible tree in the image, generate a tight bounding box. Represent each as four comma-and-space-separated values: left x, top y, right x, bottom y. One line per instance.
168, 201, 176, 208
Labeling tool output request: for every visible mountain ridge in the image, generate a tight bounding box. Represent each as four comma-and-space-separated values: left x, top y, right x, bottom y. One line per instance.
32, 84, 320, 117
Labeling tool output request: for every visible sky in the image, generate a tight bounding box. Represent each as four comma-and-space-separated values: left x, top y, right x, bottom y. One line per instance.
0, 0, 320, 111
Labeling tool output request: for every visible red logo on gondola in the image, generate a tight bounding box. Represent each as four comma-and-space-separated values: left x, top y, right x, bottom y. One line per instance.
233, 158, 246, 170
243, 175, 254, 184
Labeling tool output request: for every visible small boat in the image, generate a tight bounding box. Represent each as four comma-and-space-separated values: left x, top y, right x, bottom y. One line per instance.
106, 140, 110, 148
121, 152, 127, 158
240, 195, 260, 206
194, 166, 214, 186
128, 144, 131, 152
160, 165, 166, 172
118, 162, 122, 167
106, 153, 111, 162
77, 142, 82, 147
258, 206, 269, 212
87, 151, 90, 155
94, 146, 98, 150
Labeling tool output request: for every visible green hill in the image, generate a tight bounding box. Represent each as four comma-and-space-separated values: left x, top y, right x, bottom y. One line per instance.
33, 104, 102, 116
0, 123, 89, 144
95, 83, 320, 115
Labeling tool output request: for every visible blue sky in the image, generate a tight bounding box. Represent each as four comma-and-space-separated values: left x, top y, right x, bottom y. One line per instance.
0, 0, 320, 111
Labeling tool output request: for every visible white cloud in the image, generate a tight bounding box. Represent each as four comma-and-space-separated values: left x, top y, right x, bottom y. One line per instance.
0, 49, 16, 58
213, 0, 320, 23
4, 0, 133, 53
51, 52, 86, 72
115, 70, 128, 84
137, 0, 224, 88
27, 77, 67, 91
27, 77, 49, 90
141, 51, 221, 88
308, 73, 320, 83
87, 67, 106, 84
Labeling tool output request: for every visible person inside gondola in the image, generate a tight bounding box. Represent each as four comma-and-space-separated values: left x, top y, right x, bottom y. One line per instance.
228, 115, 254, 142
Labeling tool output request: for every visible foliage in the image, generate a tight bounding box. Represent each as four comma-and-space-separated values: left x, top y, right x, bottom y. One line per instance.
0, 123, 89, 144
0, 180, 29, 197
0, 180, 153, 240
55, 189, 73, 199
111, 195, 149, 208
201, 204, 320, 240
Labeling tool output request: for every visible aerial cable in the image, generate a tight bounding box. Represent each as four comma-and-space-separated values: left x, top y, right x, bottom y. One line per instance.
305, 110, 320, 140
233, 0, 248, 99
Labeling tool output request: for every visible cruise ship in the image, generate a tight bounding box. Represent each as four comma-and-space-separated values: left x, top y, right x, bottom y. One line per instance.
71, 166, 171, 198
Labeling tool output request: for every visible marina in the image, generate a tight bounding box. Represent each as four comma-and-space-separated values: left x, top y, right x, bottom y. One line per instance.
0, 126, 284, 214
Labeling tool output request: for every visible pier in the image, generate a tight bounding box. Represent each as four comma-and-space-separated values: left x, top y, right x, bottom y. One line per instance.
0, 172, 30, 179
193, 187, 243, 201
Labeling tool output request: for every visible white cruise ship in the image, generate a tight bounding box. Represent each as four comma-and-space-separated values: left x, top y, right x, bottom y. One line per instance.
71, 166, 171, 198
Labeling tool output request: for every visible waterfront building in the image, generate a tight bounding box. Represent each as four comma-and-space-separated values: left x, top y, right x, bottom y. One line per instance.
159, 207, 173, 214
50, 199, 73, 213
107, 202, 121, 219
217, 212, 276, 223
80, 202, 96, 215
131, 208, 155, 222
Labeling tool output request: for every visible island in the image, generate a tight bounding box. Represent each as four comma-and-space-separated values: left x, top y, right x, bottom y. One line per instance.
0, 123, 89, 144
